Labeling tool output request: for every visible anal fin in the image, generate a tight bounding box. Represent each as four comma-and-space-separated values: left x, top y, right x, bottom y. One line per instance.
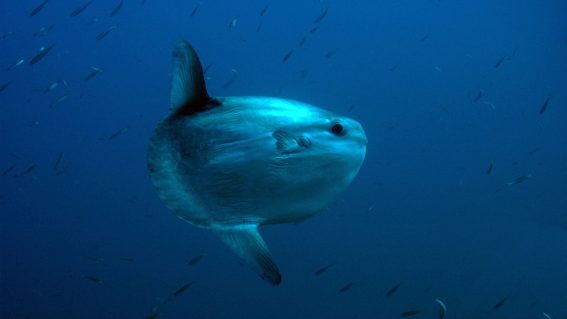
214, 224, 282, 286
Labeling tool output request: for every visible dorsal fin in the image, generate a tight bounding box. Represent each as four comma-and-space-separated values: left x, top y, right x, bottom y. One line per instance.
170, 40, 210, 115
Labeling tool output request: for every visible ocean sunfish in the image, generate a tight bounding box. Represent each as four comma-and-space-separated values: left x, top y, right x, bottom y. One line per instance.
147, 40, 367, 285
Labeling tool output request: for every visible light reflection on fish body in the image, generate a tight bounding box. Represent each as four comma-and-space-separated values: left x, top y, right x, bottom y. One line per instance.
229, 16, 239, 29
33, 24, 54, 37
435, 299, 447, 319
50, 95, 68, 109
29, 44, 55, 65
84, 67, 102, 80
507, 174, 531, 186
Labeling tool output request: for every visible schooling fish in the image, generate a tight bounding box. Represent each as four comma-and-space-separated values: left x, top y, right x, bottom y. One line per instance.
2, 164, 17, 177
144, 313, 159, 319
84, 67, 102, 80
314, 263, 335, 276
493, 296, 509, 310
54, 153, 64, 171
435, 299, 447, 319
339, 282, 353, 293
6, 59, 24, 71
313, 8, 328, 24
84, 275, 102, 284
96, 25, 118, 41
473, 90, 483, 103
229, 16, 239, 29
507, 174, 531, 186
260, 4, 269, 16
222, 69, 238, 89
173, 282, 194, 297
29, 44, 55, 65
49, 95, 68, 109
539, 97, 550, 115
70, 1, 93, 17
106, 127, 128, 140
187, 254, 204, 266
494, 55, 506, 68
109, 0, 123, 17
30, 0, 49, 17
486, 161, 493, 175
282, 50, 293, 63
0, 81, 12, 93
33, 24, 55, 37
190, 2, 202, 17
401, 310, 422, 318
386, 282, 402, 297
147, 41, 367, 285
44, 80, 67, 93
14, 165, 36, 177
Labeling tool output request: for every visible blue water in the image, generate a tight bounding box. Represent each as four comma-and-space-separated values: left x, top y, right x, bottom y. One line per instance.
1, 0, 566, 318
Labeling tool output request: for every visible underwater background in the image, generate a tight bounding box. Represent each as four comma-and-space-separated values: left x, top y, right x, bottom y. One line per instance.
1, 0, 567, 318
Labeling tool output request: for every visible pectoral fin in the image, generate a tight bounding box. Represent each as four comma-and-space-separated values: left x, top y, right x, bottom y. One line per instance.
214, 224, 282, 286
272, 129, 311, 154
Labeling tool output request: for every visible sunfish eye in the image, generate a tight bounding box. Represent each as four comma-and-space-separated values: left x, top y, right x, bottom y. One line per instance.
330, 122, 344, 135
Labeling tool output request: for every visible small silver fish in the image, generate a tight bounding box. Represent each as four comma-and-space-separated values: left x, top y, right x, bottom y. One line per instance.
539, 97, 550, 115
7, 59, 25, 71
96, 25, 118, 41
191, 2, 202, 17
339, 282, 353, 293
314, 263, 335, 276
70, 1, 93, 17
84, 275, 102, 284
30, 0, 49, 17
188, 254, 204, 265
0, 81, 12, 93
506, 174, 531, 186
29, 44, 55, 65
229, 16, 239, 29
84, 67, 102, 81
109, 0, 123, 17
49, 95, 68, 109
435, 299, 447, 319
313, 8, 328, 24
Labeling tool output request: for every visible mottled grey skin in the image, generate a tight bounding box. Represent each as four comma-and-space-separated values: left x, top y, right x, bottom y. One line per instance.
147, 41, 367, 285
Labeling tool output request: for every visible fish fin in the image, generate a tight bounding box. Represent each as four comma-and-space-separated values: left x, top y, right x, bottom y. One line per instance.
272, 130, 300, 154
170, 40, 211, 114
214, 224, 282, 286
